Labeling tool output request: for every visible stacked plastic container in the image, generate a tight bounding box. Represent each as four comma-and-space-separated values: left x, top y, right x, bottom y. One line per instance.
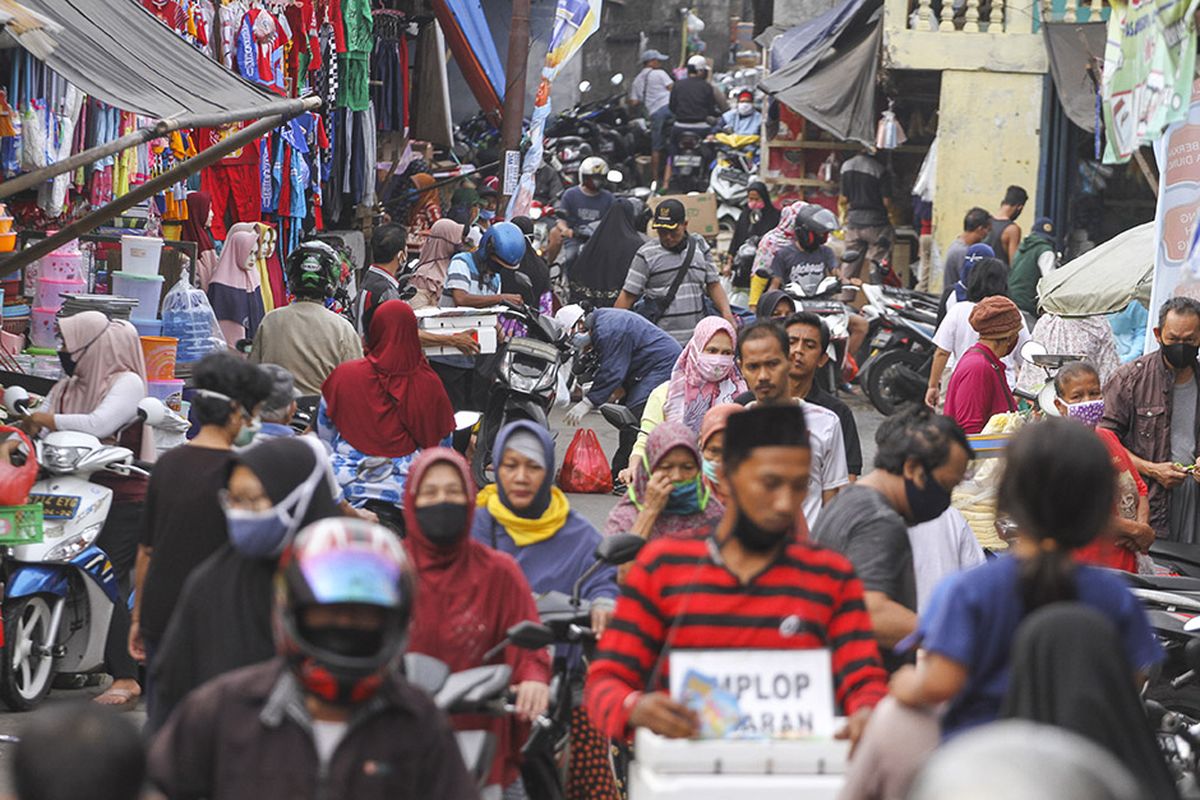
30, 241, 86, 349
114, 235, 165, 325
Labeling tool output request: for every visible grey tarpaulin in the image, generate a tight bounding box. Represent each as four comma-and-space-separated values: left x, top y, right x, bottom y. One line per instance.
760, 16, 881, 147
17, 0, 278, 118
765, 0, 875, 71
1037, 222, 1154, 316
1043, 22, 1105, 133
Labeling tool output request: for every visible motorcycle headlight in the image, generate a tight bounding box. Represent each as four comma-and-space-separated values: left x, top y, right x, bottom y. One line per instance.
43, 445, 87, 472
45, 523, 103, 562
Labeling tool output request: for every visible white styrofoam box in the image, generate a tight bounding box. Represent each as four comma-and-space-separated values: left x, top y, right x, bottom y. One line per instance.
415, 307, 501, 356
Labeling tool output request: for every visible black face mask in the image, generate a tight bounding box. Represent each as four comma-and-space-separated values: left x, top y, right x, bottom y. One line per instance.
415, 502, 470, 547
57, 350, 76, 377
905, 468, 951, 524
728, 487, 790, 553
301, 624, 384, 658
1162, 342, 1200, 370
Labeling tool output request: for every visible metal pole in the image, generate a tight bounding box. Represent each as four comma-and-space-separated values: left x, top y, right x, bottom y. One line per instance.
0, 110, 299, 279
499, 0, 531, 185
0, 96, 321, 201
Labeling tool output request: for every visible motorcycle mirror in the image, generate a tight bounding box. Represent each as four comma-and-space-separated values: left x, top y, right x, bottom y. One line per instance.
454, 410, 482, 431
137, 397, 167, 427
599, 403, 639, 430
841, 250, 861, 264
507, 620, 556, 650
1037, 383, 1060, 416
403, 652, 451, 694
3, 385, 29, 417
578, 80, 592, 93
610, 72, 624, 85
1019, 340, 1048, 364
606, 169, 624, 184
595, 532, 645, 566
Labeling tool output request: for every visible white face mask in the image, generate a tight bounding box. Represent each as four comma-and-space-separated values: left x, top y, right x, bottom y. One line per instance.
737, 102, 754, 116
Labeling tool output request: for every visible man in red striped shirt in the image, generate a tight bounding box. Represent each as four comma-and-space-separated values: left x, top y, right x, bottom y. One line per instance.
585, 404, 886, 744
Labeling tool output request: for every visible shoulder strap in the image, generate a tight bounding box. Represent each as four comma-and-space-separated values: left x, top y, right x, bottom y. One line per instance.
660, 236, 698, 313
970, 344, 1016, 412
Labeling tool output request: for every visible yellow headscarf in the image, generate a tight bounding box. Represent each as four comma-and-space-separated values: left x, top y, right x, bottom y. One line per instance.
477, 483, 571, 547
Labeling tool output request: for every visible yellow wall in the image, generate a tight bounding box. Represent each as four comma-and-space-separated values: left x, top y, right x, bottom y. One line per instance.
929, 70, 1044, 292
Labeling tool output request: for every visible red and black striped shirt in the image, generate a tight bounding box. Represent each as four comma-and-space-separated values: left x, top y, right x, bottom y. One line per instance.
585, 535, 887, 737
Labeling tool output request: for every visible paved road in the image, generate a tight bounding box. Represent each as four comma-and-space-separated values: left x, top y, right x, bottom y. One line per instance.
0, 391, 884, 793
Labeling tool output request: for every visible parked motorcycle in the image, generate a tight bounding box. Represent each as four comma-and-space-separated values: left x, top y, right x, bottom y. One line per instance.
472, 293, 573, 487
0, 388, 160, 710
666, 122, 713, 194
855, 282, 939, 415
708, 133, 759, 234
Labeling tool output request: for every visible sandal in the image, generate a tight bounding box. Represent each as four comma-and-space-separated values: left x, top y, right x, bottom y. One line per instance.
93, 686, 140, 710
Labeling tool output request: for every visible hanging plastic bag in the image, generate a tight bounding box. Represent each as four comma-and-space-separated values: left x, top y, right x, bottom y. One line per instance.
0, 426, 38, 505
875, 100, 907, 151
557, 428, 613, 494
161, 269, 228, 363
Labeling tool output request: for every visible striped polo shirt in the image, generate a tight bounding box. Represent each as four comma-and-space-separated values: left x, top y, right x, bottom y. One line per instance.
585, 535, 887, 737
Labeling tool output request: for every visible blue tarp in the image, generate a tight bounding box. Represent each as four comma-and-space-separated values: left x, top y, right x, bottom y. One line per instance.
446, 0, 507, 101
768, 0, 873, 71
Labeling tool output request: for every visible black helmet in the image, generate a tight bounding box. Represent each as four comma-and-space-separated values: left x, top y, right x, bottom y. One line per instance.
286, 240, 343, 300
275, 518, 415, 705
793, 204, 841, 252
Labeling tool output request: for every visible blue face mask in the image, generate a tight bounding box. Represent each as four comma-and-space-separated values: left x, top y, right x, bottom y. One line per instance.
664, 478, 706, 515
222, 467, 321, 558
479, 209, 496, 221
701, 457, 719, 483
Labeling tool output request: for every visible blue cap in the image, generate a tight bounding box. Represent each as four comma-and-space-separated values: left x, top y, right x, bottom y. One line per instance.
1032, 217, 1054, 240
641, 49, 669, 62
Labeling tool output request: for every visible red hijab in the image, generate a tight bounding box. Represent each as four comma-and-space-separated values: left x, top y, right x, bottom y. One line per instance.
402, 449, 549, 788
321, 300, 454, 457
181, 191, 215, 256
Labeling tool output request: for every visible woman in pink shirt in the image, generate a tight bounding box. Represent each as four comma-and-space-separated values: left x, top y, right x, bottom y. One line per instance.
944, 296, 1021, 434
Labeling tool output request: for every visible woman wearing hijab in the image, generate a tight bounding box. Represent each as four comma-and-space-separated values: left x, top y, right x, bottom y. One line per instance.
729, 181, 780, 255
606, 420, 724, 541
24, 311, 154, 707
146, 436, 341, 733
180, 191, 218, 288
569, 200, 645, 306
406, 173, 444, 257
750, 201, 803, 308
403, 448, 551, 796
408, 218, 465, 310
699, 403, 744, 498
318, 300, 454, 527
206, 228, 265, 346
663, 318, 746, 434
754, 289, 796, 320
1002, 604, 1178, 800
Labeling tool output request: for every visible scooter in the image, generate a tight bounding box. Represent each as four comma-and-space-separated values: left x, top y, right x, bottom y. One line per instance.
666, 122, 713, 194
855, 282, 939, 416
0, 388, 156, 710
472, 290, 573, 488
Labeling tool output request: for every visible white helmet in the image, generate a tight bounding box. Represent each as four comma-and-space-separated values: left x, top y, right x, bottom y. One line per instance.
579, 156, 609, 183
687, 54, 708, 73
555, 304, 586, 332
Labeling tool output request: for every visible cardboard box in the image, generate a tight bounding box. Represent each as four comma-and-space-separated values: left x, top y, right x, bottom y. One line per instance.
648, 193, 719, 238
415, 307, 500, 356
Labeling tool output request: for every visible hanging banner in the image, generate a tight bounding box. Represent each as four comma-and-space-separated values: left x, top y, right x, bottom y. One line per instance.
1100, 0, 1198, 164
1145, 78, 1200, 353
506, 0, 602, 217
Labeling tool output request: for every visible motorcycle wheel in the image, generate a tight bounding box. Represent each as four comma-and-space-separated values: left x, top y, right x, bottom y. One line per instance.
864, 349, 930, 417
0, 595, 57, 711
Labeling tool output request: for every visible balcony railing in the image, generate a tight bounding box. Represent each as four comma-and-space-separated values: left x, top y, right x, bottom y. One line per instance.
903, 0, 1107, 32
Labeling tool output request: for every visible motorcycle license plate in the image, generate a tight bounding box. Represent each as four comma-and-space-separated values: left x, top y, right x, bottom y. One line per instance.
29, 494, 81, 521
675, 155, 702, 168
871, 333, 891, 349
726, 170, 750, 185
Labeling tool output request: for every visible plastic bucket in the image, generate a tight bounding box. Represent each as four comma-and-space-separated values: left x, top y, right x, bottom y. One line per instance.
131, 317, 163, 337
29, 308, 57, 349
147, 378, 184, 412
42, 248, 83, 280
34, 277, 85, 311
119, 235, 164, 278
112, 271, 165, 320
140, 335, 177, 381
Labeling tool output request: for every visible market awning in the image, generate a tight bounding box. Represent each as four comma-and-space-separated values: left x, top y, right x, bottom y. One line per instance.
430, 0, 504, 117
765, 0, 876, 71
16, 0, 290, 119
1042, 21, 1105, 132
760, 6, 882, 147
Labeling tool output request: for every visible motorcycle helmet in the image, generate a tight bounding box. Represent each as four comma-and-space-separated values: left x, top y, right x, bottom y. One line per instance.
578, 156, 609, 186
793, 204, 841, 252
480, 221, 527, 269
285, 240, 342, 300
275, 518, 414, 706
554, 304, 587, 334
686, 54, 708, 75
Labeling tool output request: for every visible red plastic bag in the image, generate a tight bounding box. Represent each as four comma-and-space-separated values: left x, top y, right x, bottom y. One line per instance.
0, 426, 36, 505
557, 428, 613, 494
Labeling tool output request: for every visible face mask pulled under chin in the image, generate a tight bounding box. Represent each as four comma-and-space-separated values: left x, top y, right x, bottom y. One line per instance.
234, 417, 262, 447
727, 485, 790, 552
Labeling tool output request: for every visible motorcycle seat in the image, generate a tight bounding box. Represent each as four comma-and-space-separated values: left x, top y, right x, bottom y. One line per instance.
1150, 540, 1200, 568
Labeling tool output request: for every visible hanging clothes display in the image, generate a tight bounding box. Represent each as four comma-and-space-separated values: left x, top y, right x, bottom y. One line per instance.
372, 10, 410, 133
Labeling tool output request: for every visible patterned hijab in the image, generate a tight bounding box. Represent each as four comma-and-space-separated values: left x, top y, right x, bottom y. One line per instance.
663, 318, 746, 433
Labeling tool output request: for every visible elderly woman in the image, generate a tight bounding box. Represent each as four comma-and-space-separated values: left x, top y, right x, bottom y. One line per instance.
606, 420, 724, 541
699, 403, 744, 498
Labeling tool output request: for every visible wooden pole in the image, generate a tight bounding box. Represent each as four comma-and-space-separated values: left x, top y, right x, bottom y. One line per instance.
0, 110, 301, 279
499, 0, 532, 191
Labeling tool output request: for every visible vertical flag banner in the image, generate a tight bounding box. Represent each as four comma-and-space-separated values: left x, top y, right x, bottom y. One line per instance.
507, 0, 602, 218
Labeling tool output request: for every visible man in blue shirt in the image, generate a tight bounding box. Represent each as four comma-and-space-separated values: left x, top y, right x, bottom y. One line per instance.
546, 157, 615, 265
720, 90, 762, 136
